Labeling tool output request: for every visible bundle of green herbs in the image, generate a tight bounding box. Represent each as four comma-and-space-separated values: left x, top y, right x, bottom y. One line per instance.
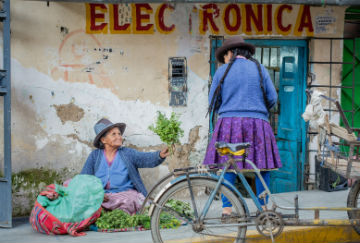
95, 199, 193, 230
148, 111, 184, 154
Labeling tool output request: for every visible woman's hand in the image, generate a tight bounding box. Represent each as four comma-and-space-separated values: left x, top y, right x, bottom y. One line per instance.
160, 147, 170, 159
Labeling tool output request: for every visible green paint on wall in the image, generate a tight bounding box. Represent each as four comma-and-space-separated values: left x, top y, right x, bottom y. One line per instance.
341, 38, 360, 156
341, 39, 360, 130
12, 168, 72, 217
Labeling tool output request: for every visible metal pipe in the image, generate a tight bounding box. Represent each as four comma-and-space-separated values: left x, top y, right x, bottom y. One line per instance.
25, 0, 360, 5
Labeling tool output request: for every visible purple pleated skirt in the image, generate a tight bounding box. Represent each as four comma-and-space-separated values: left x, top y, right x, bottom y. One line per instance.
203, 117, 282, 170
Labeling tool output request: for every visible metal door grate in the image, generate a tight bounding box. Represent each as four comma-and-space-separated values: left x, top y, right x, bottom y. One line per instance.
306, 37, 359, 189
254, 46, 280, 135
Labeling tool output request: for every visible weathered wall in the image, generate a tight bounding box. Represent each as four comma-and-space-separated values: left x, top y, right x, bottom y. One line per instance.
2, 1, 346, 215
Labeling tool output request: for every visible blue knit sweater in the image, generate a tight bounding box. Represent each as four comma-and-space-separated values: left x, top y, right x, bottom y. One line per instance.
80, 147, 165, 196
209, 58, 277, 121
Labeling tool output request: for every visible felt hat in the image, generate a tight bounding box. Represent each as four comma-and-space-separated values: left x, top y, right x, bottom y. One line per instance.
215, 36, 255, 63
93, 118, 126, 148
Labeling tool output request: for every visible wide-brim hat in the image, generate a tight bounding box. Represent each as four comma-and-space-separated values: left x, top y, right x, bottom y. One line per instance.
93, 118, 126, 148
215, 36, 255, 64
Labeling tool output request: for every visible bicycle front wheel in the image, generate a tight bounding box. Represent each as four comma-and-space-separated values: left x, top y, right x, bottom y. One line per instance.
150, 178, 247, 243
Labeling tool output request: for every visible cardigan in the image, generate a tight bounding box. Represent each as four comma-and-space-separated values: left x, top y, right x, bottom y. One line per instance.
80, 147, 165, 196
95, 151, 135, 193
209, 58, 278, 122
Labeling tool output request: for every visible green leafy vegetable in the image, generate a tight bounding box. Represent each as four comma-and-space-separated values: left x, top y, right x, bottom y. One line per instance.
95, 199, 193, 230
95, 209, 151, 230
148, 111, 184, 154
165, 199, 193, 218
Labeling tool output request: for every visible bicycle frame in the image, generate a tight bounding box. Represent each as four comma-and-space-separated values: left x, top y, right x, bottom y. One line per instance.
149, 152, 360, 228
198, 154, 271, 221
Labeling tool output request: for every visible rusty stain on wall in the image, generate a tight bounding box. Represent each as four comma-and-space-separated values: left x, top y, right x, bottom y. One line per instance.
53, 103, 85, 124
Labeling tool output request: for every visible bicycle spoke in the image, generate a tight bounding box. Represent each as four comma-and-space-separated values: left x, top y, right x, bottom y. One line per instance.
151, 178, 247, 243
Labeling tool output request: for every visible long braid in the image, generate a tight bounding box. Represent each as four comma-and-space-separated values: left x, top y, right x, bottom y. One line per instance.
207, 49, 239, 116
249, 56, 271, 112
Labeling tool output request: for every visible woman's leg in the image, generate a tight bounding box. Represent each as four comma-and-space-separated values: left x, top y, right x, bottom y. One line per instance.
255, 171, 270, 206
102, 190, 145, 214
221, 172, 237, 214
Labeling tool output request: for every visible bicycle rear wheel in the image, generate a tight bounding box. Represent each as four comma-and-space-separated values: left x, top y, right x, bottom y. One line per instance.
150, 178, 247, 243
347, 179, 360, 235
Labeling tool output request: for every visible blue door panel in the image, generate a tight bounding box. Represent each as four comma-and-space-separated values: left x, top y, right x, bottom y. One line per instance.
271, 45, 305, 193
272, 178, 295, 193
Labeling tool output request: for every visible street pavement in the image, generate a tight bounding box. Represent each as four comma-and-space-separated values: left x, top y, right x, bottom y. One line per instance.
0, 188, 359, 243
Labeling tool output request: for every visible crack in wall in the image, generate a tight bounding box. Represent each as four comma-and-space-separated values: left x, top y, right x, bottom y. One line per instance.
66, 133, 93, 147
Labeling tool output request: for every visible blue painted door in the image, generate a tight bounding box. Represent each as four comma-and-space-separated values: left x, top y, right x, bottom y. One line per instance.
209, 38, 307, 193
272, 45, 306, 192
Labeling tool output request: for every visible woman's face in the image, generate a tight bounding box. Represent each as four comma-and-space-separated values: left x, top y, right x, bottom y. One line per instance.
101, 127, 123, 149
224, 50, 233, 64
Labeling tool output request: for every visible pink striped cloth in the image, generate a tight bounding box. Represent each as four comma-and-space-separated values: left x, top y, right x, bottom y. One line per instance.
101, 189, 145, 215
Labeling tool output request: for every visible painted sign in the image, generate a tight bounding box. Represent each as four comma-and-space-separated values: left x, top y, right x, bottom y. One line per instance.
85, 3, 320, 36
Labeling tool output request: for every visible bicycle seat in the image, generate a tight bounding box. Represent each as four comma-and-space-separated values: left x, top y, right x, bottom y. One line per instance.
215, 142, 251, 156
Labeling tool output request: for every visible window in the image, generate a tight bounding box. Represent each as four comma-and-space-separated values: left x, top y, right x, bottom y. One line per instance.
168, 57, 187, 106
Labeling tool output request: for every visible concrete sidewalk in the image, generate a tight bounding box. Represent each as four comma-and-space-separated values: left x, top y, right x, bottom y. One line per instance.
1, 189, 360, 243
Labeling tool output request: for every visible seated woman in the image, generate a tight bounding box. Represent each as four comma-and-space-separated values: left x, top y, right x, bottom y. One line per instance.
80, 118, 169, 215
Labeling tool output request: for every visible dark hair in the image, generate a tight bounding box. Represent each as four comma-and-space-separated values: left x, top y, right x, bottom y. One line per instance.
98, 131, 109, 149
98, 141, 105, 149
207, 47, 270, 116
230, 48, 252, 59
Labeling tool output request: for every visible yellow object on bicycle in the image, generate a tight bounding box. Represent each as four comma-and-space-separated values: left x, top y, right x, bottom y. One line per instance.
217, 147, 246, 156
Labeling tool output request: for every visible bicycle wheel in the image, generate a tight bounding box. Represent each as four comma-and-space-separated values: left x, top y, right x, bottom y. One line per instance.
151, 178, 247, 243
347, 179, 360, 235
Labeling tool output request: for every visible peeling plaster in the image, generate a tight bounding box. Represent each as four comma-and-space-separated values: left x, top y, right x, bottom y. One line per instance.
54, 103, 85, 124
12, 57, 209, 173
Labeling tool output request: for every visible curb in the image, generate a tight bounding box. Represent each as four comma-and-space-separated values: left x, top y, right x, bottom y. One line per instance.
169, 226, 360, 243
247, 226, 360, 243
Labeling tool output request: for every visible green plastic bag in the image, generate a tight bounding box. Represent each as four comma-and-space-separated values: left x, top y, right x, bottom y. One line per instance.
37, 174, 104, 223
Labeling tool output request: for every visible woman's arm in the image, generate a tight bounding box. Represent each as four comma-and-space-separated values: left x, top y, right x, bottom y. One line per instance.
123, 147, 165, 169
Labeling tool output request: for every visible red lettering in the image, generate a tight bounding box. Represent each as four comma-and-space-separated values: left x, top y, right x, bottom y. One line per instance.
224, 4, 241, 32
157, 4, 175, 32
112, 4, 130, 31
297, 5, 313, 33
201, 4, 220, 33
245, 4, 263, 33
277, 5, 292, 32
266, 4, 272, 32
89, 4, 107, 31
135, 3, 153, 31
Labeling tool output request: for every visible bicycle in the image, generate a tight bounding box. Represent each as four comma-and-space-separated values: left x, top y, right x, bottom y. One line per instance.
144, 141, 360, 243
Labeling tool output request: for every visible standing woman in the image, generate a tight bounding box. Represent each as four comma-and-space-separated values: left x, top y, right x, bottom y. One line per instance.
203, 36, 282, 218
